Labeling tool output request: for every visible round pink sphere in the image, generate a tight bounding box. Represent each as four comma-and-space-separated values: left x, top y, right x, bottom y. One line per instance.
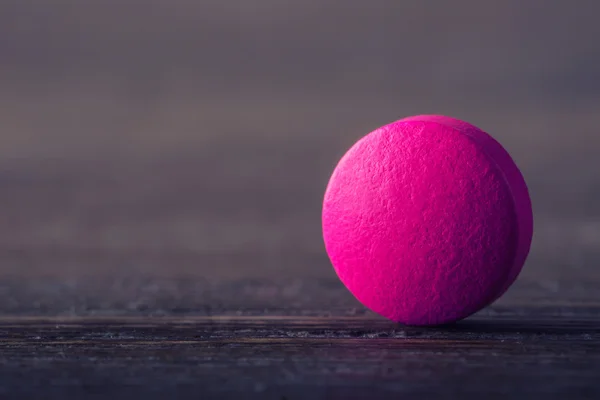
322, 115, 533, 326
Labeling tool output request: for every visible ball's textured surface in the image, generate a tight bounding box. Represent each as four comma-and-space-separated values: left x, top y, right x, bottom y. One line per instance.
322, 115, 533, 326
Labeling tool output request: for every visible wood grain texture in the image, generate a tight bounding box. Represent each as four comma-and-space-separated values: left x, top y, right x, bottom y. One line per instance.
0, 313, 598, 400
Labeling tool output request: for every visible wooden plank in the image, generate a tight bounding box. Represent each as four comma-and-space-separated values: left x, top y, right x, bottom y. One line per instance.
0, 313, 598, 399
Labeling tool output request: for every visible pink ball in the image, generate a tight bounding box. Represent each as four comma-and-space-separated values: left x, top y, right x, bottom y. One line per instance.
322, 115, 533, 326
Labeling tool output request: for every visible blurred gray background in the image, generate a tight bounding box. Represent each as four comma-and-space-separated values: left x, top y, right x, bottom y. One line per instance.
0, 0, 599, 314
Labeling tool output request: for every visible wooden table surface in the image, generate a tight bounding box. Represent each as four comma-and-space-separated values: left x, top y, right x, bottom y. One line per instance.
0, 187, 599, 400
0, 310, 597, 400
